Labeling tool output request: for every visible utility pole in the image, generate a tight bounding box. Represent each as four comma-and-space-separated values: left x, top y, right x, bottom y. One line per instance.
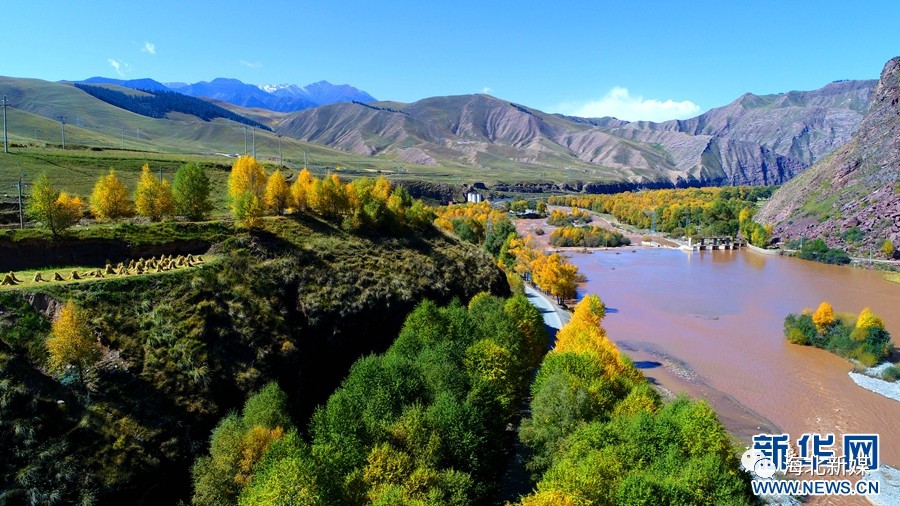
2, 95, 9, 154
57, 115, 67, 148
303, 151, 307, 169
242, 126, 248, 155
121, 127, 125, 149
34, 128, 39, 142
251, 126, 256, 158
16, 173, 25, 229
277, 134, 283, 167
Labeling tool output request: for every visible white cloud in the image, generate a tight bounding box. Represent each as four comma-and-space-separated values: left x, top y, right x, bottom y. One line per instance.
481, 86, 493, 95
141, 42, 156, 55
555, 87, 700, 123
107, 58, 129, 77
240, 60, 263, 69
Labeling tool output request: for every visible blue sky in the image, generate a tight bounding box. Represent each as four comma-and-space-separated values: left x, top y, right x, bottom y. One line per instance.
5, 1, 899, 121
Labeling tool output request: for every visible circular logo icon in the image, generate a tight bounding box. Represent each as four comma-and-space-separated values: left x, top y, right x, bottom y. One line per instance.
741, 448, 777, 479
753, 457, 777, 479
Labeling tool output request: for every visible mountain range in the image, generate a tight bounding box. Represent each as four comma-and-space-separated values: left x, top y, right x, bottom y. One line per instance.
79, 76, 377, 112
758, 57, 900, 253
3, 73, 885, 190
274, 79, 875, 187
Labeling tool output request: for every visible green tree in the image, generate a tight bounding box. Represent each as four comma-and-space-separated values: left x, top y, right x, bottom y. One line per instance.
27, 174, 83, 236
192, 382, 293, 505
881, 239, 895, 258
484, 219, 517, 257
46, 302, 100, 390
238, 437, 320, 506
242, 382, 294, 430
173, 162, 213, 220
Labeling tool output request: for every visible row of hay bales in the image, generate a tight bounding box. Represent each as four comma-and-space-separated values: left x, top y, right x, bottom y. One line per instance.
0, 254, 204, 286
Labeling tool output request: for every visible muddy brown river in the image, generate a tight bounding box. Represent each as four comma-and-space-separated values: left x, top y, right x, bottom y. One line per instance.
571, 248, 899, 504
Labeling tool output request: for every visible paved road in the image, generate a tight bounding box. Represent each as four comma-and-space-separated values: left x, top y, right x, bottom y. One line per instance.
524, 284, 569, 347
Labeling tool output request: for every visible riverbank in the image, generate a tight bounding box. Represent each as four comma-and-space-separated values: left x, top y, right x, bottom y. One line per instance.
849, 362, 900, 402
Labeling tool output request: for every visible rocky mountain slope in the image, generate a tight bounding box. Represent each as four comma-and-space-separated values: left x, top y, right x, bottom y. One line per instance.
757, 57, 900, 255
276, 80, 874, 187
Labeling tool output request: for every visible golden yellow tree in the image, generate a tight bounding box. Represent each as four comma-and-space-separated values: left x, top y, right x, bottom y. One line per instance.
856, 307, 885, 331
308, 174, 348, 218
531, 253, 578, 304
134, 164, 174, 221
158, 179, 175, 217
372, 176, 392, 202
56, 193, 85, 229
553, 295, 640, 382
812, 301, 835, 333
228, 156, 267, 227
507, 235, 541, 280
90, 169, 133, 220
290, 168, 314, 212
263, 169, 290, 215
47, 302, 100, 390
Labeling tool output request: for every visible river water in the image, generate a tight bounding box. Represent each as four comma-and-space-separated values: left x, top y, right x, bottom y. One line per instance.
571, 248, 900, 502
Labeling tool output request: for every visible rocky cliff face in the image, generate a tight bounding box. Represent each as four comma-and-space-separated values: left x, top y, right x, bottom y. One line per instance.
277, 81, 875, 187
757, 57, 900, 255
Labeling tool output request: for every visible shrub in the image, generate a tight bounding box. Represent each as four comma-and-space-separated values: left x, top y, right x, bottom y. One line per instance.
840, 227, 864, 243
784, 313, 816, 345
797, 238, 850, 265
882, 366, 900, 382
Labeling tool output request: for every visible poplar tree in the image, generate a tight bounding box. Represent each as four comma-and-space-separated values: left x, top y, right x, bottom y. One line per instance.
228, 156, 267, 227
90, 169, 132, 220
28, 174, 83, 236
47, 302, 100, 391
173, 162, 213, 220
134, 164, 174, 221
263, 169, 290, 215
